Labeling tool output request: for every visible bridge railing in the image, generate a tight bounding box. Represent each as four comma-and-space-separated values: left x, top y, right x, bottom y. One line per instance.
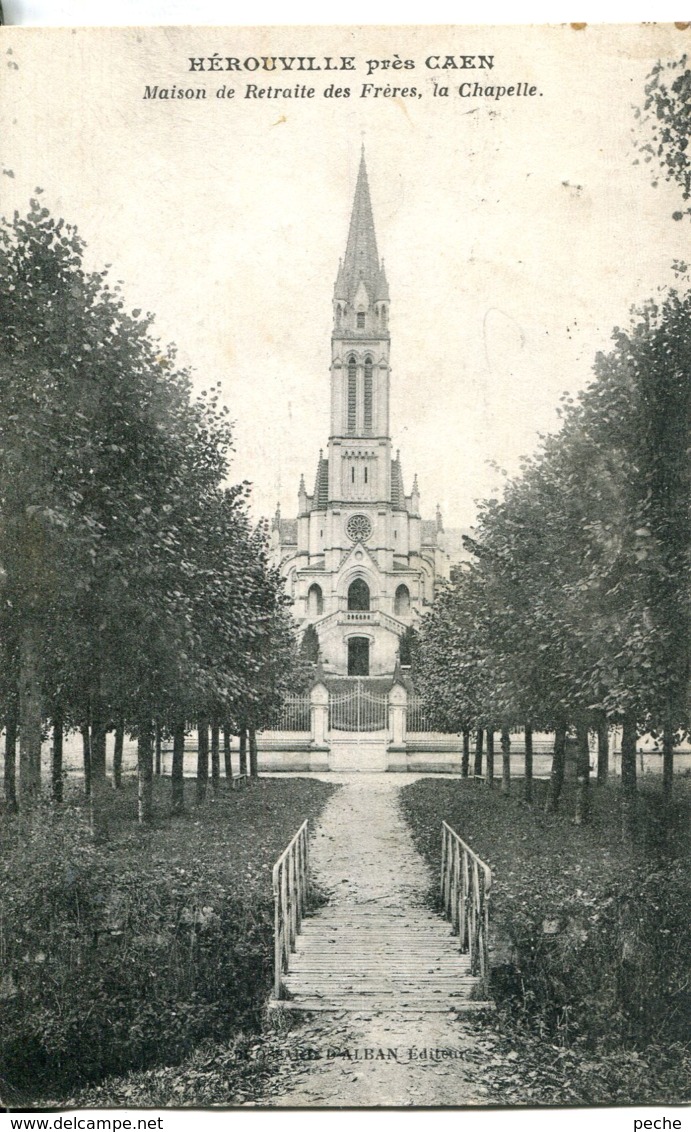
440, 821, 492, 982
272, 819, 310, 999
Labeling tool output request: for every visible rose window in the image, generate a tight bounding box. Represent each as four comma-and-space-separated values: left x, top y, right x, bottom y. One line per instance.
346, 513, 372, 543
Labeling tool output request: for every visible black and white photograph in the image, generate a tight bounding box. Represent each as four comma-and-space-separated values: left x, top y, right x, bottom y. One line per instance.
0, 19, 689, 1116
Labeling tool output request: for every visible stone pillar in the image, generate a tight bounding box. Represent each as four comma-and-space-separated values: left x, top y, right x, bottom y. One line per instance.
309, 680, 330, 771
387, 680, 408, 771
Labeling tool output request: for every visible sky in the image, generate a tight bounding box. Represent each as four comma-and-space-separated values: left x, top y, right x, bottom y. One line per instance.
1, 23, 688, 530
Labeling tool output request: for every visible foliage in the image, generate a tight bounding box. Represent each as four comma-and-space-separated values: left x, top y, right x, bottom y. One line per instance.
0, 776, 336, 1100
400, 777, 691, 1069
0, 200, 302, 811
634, 54, 691, 220
300, 624, 320, 666
415, 294, 691, 763
59, 1033, 283, 1110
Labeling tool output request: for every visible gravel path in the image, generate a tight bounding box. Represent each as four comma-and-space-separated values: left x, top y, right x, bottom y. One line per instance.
265, 774, 493, 1107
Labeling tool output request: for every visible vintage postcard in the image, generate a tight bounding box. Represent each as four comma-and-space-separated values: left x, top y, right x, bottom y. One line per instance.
0, 22, 689, 1116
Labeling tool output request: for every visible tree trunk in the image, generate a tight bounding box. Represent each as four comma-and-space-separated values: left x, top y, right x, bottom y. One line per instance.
524, 723, 533, 804
154, 722, 162, 777
113, 719, 124, 789
485, 728, 494, 788
461, 726, 470, 778
81, 723, 92, 798
662, 721, 674, 803
574, 718, 590, 825
52, 705, 64, 803
545, 722, 567, 813
223, 722, 233, 784
211, 719, 220, 790
595, 710, 609, 785
138, 718, 154, 825
171, 713, 185, 814
249, 727, 259, 778
501, 726, 511, 794
4, 704, 18, 813
18, 622, 42, 806
90, 702, 109, 842
239, 727, 248, 776
196, 716, 209, 802
473, 728, 483, 776
621, 713, 637, 841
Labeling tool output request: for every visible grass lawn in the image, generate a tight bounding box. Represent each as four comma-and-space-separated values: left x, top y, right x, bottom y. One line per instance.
400, 776, 691, 1106
0, 775, 336, 1107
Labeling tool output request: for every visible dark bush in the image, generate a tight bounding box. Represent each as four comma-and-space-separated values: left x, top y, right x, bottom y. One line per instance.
400, 777, 691, 1052
495, 858, 690, 1049
0, 777, 334, 1097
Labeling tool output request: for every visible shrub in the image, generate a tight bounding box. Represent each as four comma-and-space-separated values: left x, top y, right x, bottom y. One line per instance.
400, 778, 691, 1052
0, 777, 334, 1097
494, 858, 691, 1049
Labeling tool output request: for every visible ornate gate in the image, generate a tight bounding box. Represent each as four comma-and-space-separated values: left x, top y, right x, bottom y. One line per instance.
329, 679, 389, 733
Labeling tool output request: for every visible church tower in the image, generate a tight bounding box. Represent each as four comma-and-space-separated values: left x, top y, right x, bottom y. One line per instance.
329, 149, 392, 506
271, 152, 462, 678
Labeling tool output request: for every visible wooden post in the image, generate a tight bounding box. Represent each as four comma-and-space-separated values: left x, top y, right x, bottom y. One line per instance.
273, 867, 282, 998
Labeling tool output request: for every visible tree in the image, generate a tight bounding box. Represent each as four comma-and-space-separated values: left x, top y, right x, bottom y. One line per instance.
0, 199, 306, 821
416, 295, 689, 830
634, 54, 691, 221
415, 569, 489, 738
301, 623, 320, 665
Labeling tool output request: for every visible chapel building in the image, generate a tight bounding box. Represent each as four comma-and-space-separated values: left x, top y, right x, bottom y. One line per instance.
270, 151, 468, 677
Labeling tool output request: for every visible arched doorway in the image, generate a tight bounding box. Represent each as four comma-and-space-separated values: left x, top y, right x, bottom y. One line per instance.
348, 636, 370, 676
348, 578, 370, 611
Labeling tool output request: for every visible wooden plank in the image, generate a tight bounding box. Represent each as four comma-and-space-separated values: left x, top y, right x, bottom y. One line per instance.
285, 981, 478, 989
268, 999, 496, 1013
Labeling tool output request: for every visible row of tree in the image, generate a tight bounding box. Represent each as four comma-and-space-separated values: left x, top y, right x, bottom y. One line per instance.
415, 57, 691, 830
415, 288, 690, 828
0, 200, 301, 827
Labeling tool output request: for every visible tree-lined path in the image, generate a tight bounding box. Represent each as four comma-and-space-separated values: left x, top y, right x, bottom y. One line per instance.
269, 775, 491, 1107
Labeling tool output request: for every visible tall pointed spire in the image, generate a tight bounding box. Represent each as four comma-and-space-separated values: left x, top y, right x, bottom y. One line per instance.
334, 148, 388, 304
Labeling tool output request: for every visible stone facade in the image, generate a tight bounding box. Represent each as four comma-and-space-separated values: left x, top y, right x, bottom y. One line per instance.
271, 151, 468, 677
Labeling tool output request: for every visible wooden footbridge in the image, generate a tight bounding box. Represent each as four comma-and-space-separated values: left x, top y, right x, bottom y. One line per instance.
270, 819, 493, 1014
